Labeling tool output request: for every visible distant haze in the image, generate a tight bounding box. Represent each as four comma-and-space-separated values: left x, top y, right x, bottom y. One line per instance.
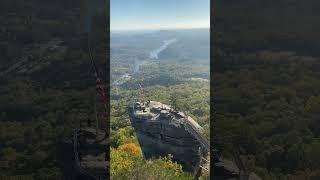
111, 28, 209, 65
111, 0, 210, 31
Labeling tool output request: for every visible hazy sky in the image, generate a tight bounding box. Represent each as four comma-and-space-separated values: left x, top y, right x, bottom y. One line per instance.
111, 0, 210, 31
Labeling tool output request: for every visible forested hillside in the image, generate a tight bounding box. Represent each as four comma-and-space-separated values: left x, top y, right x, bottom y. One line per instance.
0, 0, 107, 178
213, 0, 320, 179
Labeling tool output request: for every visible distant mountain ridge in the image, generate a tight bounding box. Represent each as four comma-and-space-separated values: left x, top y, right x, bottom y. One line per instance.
111, 28, 209, 65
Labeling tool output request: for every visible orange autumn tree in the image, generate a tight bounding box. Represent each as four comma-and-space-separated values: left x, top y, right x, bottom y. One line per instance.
118, 143, 142, 156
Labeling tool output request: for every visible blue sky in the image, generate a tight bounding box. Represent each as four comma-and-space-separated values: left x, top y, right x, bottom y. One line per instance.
111, 0, 210, 31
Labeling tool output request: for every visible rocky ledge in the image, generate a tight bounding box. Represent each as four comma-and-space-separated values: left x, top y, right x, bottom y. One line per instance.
128, 101, 209, 174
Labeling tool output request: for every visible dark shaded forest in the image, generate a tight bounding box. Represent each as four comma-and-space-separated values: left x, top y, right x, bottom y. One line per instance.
0, 0, 107, 178
213, 0, 320, 179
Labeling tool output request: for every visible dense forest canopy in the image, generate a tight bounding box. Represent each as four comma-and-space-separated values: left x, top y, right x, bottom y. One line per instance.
213, 0, 320, 179
0, 0, 107, 178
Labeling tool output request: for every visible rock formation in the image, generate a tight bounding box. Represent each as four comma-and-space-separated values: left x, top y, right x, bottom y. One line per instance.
128, 101, 210, 174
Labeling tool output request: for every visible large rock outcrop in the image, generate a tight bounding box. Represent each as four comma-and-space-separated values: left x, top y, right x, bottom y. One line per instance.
128, 101, 209, 173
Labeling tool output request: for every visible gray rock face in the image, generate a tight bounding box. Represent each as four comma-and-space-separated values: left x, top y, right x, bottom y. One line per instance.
128, 101, 209, 172
73, 120, 108, 180
213, 155, 262, 180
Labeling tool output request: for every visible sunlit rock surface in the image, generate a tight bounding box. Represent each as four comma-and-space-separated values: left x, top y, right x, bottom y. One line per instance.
128, 101, 209, 172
